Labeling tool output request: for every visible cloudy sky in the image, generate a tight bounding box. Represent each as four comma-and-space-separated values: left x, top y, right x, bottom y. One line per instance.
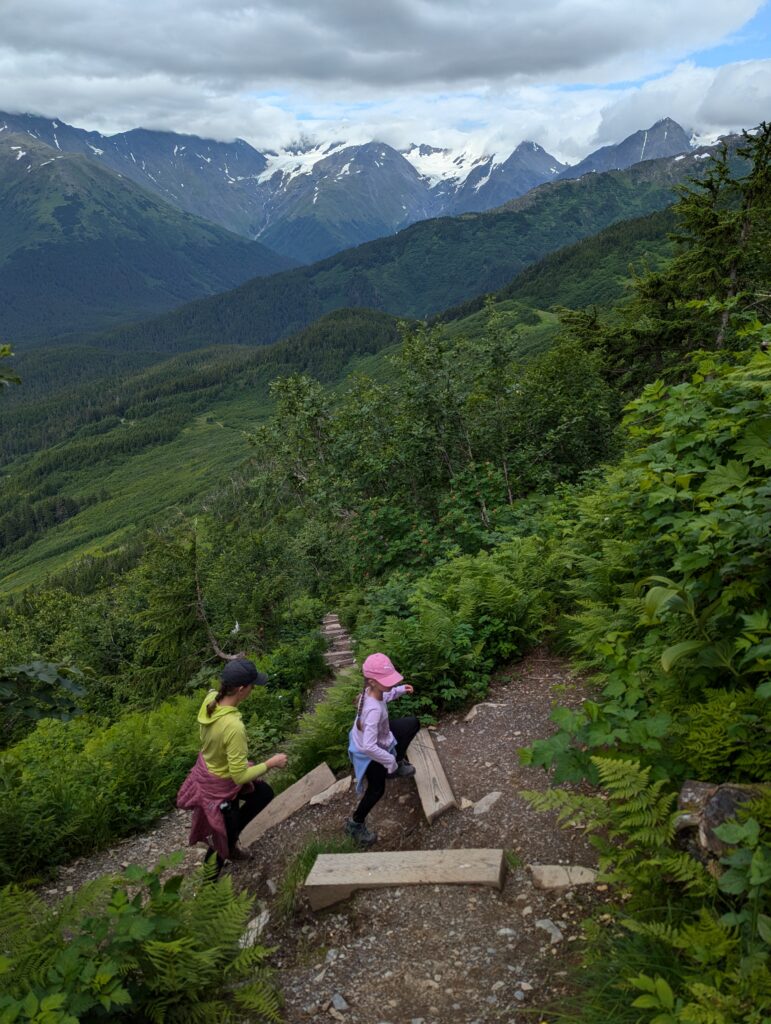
0, 0, 769, 161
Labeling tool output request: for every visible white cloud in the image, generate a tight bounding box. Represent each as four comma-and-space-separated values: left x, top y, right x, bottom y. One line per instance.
0, 1, 767, 158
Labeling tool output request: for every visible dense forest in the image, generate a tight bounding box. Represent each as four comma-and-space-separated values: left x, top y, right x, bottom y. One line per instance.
0, 128, 769, 1023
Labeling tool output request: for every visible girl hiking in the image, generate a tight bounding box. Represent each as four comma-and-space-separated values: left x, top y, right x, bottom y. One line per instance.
177, 658, 288, 873
345, 652, 419, 846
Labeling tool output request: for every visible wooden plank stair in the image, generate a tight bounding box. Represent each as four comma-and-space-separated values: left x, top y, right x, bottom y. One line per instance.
240, 762, 336, 847
305, 848, 506, 910
407, 727, 457, 823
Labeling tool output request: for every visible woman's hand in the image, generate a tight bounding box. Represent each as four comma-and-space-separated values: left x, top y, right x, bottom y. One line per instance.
267, 753, 288, 770
402, 684, 414, 694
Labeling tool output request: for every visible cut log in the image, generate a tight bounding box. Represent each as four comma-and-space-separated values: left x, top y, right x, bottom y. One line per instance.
407, 727, 457, 823
240, 762, 336, 848
305, 848, 506, 910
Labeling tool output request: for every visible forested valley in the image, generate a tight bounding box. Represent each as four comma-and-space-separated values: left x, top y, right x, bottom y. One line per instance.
0, 128, 769, 1023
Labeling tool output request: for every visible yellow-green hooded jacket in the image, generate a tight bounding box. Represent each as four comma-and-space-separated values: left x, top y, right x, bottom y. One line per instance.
198, 691, 268, 785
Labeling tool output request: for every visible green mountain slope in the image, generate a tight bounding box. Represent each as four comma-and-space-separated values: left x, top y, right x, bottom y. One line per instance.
0, 133, 294, 343
81, 150, 710, 357
0, 309, 401, 590
438, 205, 677, 332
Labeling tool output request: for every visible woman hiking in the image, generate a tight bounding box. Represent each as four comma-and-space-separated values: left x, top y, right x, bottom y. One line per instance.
345, 652, 419, 846
177, 658, 288, 873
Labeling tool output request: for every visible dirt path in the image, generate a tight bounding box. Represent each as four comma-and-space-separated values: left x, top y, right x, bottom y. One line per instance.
49, 647, 600, 1023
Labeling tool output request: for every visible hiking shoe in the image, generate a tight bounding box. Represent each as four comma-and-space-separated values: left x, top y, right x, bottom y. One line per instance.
388, 759, 416, 779
345, 818, 377, 846
228, 845, 254, 862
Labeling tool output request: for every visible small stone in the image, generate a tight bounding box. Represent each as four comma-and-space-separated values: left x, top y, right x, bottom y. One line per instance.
514, 990, 526, 1002
459, 797, 474, 810
266, 878, 277, 895
497, 927, 517, 936
473, 791, 502, 815
492, 981, 504, 992
535, 918, 564, 944
530, 864, 597, 889
331, 993, 349, 1011
326, 948, 339, 963
520, 982, 533, 991
329, 1010, 345, 1022
521, 905, 532, 916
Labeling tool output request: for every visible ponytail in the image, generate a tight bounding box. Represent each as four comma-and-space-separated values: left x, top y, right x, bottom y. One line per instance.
355, 680, 369, 730
207, 683, 227, 717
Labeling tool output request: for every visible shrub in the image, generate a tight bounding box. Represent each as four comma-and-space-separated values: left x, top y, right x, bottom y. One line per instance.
0, 696, 200, 883
0, 857, 281, 1023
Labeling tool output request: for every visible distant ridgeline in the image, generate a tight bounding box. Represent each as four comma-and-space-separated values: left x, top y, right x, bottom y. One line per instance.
0, 111, 692, 264
53, 145, 723, 358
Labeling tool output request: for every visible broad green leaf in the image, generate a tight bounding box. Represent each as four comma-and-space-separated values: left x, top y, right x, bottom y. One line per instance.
661, 640, 705, 672
734, 417, 771, 469
654, 977, 675, 1010
757, 914, 771, 944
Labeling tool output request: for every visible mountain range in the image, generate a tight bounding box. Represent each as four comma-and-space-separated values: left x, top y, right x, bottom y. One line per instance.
0, 131, 294, 342
0, 112, 694, 263
72, 145, 720, 358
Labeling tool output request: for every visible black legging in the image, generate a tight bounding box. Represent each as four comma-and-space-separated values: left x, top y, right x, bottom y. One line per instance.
203, 780, 274, 873
353, 715, 420, 823
222, 780, 274, 853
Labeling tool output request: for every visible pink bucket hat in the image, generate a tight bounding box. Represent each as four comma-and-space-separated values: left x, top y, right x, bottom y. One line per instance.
362, 652, 403, 688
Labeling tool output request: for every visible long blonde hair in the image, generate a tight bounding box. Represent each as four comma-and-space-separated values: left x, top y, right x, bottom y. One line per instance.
355, 679, 370, 730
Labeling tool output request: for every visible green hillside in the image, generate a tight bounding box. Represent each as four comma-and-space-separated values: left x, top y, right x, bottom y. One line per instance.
81, 150, 709, 357
0, 193, 687, 590
0, 309, 402, 590
438, 205, 677, 329
0, 133, 293, 343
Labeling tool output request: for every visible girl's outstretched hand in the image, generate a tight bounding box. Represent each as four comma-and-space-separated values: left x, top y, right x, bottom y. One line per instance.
267, 753, 288, 769
403, 684, 414, 694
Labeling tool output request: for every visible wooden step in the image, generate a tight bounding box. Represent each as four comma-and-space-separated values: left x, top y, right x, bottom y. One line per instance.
325, 654, 356, 667
407, 727, 457, 824
305, 848, 506, 910
240, 762, 336, 848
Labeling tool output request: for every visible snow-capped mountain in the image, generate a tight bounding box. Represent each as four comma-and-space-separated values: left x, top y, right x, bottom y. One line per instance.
0, 112, 694, 264
558, 118, 692, 180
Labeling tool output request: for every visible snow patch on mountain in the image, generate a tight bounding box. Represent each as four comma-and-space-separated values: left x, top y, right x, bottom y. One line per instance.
259, 140, 350, 184
400, 141, 496, 186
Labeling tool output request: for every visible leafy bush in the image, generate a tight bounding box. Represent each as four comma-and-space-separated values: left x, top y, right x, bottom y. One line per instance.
357, 535, 554, 714
0, 857, 281, 1023
525, 350, 771, 783
0, 697, 200, 884
526, 758, 771, 1024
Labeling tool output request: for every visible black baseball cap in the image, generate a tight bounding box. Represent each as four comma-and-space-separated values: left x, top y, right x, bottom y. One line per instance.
221, 658, 268, 688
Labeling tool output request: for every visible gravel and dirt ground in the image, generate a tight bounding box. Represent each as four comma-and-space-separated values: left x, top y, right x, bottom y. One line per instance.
48, 646, 604, 1024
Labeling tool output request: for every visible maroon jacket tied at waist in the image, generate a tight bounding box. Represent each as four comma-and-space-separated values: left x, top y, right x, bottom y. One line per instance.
176, 753, 254, 859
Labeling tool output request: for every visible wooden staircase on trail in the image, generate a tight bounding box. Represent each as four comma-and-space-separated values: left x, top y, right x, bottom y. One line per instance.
322, 613, 356, 672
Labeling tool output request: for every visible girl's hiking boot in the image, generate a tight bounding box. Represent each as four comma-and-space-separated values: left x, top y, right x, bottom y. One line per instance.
345, 818, 377, 846
388, 759, 416, 779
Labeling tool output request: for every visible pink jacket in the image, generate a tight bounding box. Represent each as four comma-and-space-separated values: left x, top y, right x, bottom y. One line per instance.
176, 753, 253, 859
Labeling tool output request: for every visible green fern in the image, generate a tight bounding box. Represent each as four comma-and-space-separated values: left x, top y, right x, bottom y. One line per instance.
0, 860, 281, 1023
